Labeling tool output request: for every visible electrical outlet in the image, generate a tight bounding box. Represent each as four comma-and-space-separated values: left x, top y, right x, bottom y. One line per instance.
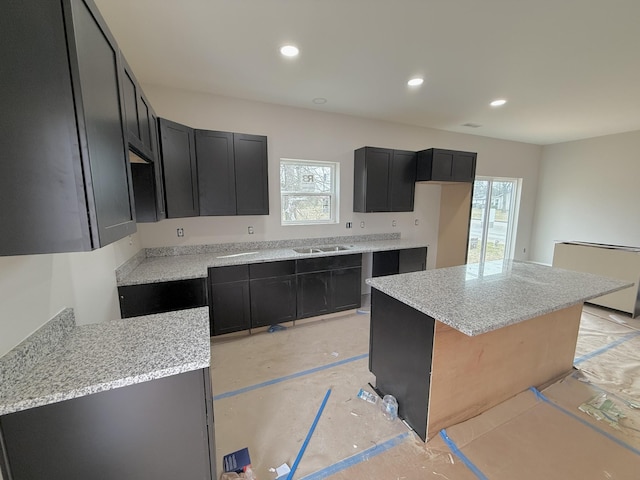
177, 228, 184, 237
392, 220, 397, 227
346, 222, 352, 228
360, 221, 365, 228
248, 226, 254, 234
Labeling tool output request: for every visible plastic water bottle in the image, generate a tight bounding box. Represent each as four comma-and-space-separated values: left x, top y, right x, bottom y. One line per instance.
381, 395, 398, 421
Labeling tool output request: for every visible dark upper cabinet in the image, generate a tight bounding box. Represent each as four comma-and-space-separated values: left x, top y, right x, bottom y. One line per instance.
121, 56, 154, 160
196, 130, 236, 215
234, 134, 269, 215
196, 131, 269, 216
353, 147, 416, 212
159, 118, 199, 218
416, 148, 477, 183
0, 0, 136, 256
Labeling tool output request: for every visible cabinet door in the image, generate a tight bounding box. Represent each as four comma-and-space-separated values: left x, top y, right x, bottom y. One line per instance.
234, 133, 269, 215
431, 150, 454, 181
121, 64, 140, 143
372, 250, 400, 277
354, 147, 388, 212
118, 278, 207, 318
159, 118, 199, 217
209, 281, 250, 335
389, 150, 416, 212
1, 0, 91, 255
150, 111, 166, 220
0, 369, 216, 479
250, 276, 296, 327
399, 247, 427, 273
297, 271, 331, 319
68, 0, 136, 246
331, 267, 362, 311
452, 151, 477, 182
196, 130, 237, 215
137, 94, 152, 151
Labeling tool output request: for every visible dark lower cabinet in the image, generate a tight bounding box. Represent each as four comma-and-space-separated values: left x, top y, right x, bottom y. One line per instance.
250, 276, 297, 327
208, 265, 250, 336
296, 254, 362, 319
207, 254, 362, 335
332, 267, 362, 311
297, 271, 331, 318
118, 278, 207, 318
0, 369, 216, 480
372, 248, 427, 277
249, 260, 297, 328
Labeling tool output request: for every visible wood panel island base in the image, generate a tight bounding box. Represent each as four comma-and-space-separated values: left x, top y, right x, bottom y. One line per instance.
367, 261, 633, 441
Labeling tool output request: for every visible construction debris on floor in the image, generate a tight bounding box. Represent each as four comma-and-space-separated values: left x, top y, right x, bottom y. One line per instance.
211, 304, 640, 479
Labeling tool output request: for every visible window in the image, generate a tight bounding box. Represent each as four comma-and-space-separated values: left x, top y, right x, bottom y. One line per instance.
280, 159, 339, 225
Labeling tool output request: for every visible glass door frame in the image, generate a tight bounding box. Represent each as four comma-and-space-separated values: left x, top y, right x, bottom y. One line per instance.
469, 176, 520, 265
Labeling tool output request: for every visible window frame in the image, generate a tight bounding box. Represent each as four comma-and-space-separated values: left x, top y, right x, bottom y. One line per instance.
279, 158, 340, 226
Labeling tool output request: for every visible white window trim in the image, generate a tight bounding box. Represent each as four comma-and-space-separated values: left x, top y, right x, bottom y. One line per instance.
280, 158, 340, 226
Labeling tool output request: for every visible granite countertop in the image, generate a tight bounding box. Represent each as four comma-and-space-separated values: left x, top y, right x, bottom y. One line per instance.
0, 307, 210, 416
366, 260, 633, 337
118, 237, 428, 286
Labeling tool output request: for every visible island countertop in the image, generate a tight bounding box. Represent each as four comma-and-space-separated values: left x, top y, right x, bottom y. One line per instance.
366, 260, 633, 336
0, 307, 210, 416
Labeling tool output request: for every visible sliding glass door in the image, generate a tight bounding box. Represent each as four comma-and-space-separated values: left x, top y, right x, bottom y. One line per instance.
467, 177, 519, 265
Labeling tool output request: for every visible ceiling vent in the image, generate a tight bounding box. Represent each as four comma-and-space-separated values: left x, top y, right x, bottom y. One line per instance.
462, 122, 482, 128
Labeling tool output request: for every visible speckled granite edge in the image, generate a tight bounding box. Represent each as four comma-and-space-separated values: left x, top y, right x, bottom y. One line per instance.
0, 308, 210, 416
115, 248, 147, 283
366, 262, 634, 336
0, 308, 75, 386
145, 232, 401, 257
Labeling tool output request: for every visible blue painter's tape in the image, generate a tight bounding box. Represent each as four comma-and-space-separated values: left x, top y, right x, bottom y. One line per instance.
213, 353, 368, 401
286, 389, 332, 480
574, 330, 640, 365
439, 429, 489, 480
299, 432, 410, 480
529, 387, 640, 456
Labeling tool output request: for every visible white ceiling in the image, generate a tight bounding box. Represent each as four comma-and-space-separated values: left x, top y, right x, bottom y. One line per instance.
95, 0, 640, 145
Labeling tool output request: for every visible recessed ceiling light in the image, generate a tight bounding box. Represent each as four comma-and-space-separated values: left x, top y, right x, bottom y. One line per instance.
490, 99, 507, 107
312, 98, 327, 105
407, 77, 424, 87
280, 45, 299, 57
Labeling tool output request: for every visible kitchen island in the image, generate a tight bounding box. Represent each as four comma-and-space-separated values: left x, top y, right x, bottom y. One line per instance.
366, 260, 633, 441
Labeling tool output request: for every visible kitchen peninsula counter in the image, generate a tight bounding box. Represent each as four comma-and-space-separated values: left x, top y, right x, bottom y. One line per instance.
365, 260, 632, 441
0, 307, 210, 416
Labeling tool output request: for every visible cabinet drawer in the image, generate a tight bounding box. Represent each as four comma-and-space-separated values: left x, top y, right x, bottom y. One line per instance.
208, 265, 249, 284
296, 253, 362, 273
118, 278, 207, 318
249, 260, 295, 279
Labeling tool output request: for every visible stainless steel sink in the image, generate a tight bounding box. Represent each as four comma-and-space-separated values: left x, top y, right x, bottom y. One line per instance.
293, 247, 322, 254
317, 245, 350, 252
292, 245, 350, 254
